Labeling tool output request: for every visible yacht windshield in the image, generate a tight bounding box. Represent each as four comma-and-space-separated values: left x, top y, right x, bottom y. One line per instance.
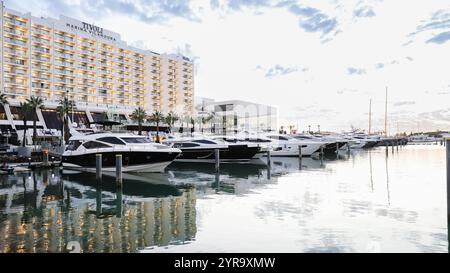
121, 137, 152, 144
66, 140, 82, 151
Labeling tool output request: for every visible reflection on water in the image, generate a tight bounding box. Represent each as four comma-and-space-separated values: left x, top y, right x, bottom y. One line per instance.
0, 146, 448, 253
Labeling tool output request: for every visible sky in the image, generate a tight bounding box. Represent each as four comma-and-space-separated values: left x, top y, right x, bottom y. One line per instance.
5, 0, 450, 133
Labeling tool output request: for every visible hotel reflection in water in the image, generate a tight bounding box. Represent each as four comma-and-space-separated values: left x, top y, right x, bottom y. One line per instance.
0, 171, 197, 253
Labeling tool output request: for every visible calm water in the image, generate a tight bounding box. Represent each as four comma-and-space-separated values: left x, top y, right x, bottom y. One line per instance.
0, 145, 447, 253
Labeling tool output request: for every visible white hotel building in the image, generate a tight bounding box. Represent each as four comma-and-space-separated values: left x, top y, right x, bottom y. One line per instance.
0, 2, 194, 143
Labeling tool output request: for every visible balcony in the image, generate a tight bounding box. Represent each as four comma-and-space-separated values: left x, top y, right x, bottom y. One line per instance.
32, 56, 51, 62
4, 48, 27, 57
4, 37, 28, 47
4, 17, 27, 27
5, 69, 27, 76
33, 28, 51, 36
33, 47, 51, 54
54, 43, 74, 51
32, 37, 51, 44
31, 65, 51, 72
4, 28, 26, 37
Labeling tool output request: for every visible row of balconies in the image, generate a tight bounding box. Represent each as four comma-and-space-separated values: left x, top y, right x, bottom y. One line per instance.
4, 16, 28, 27
4, 27, 26, 37
4, 37, 28, 47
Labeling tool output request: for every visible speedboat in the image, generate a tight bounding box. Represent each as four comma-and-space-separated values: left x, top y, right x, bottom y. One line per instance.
164, 136, 261, 163
62, 132, 181, 173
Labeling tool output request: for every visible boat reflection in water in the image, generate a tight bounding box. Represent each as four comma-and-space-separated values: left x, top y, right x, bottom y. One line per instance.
0, 170, 197, 253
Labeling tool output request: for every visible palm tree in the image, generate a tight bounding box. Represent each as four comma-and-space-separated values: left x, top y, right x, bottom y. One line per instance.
131, 107, 147, 135
150, 111, 164, 143
164, 112, 179, 134
190, 117, 195, 136
19, 102, 32, 147
57, 97, 75, 144
26, 96, 44, 144
0, 93, 8, 106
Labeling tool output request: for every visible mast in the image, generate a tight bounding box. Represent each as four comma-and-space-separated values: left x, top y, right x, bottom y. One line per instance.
384, 87, 388, 136
368, 99, 372, 134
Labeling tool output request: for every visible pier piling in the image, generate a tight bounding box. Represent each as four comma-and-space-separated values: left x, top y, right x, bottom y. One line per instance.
116, 154, 123, 188
447, 138, 450, 253
298, 146, 302, 170
215, 149, 220, 172
320, 145, 324, 166
96, 154, 102, 180
266, 150, 271, 168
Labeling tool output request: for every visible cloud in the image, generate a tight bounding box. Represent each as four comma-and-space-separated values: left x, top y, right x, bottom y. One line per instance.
337, 88, 359, 94
394, 101, 416, 107
405, 56, 414, 61
262, 65, 299, 77
209, 1, 339, 41
418, 108, 450, 122
288, 4, 338, 37
409, 9, 450, 45
375, 63, 384, 69
426, 31, 450, 44
10, 0, 201, 24
353, 6, 376, 18
347, 67, 366, 75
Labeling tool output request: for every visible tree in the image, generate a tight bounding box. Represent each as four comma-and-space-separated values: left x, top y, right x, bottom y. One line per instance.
26, 96, 44, 144
0, 93, 8, 106
164, 112, 179, 134
57, 97, 76, 144
19, 102, 32, 147
190, 117, 195, 136
150, 111, 164, 143
131, 107, 147, 136
202, 113, 215, 134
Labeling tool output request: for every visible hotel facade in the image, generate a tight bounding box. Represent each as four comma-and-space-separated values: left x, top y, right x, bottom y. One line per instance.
0, 2, 194, 142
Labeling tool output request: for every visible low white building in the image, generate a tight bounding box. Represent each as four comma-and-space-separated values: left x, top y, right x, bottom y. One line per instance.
195, 97, 278, 134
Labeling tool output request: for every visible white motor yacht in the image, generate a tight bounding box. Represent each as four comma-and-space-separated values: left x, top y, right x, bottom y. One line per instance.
62, 132, 181, 173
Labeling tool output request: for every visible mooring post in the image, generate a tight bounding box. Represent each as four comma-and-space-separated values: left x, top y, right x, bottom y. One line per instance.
116, 187, 123, 218
266, 149, 271, 168
396, 140, 399, 151
298, 145, 302, 170
96, 183, 102, 217
96, 154, 102, 180
215, 149, 220, 172
347, 142, 351, 155
116, 154, 123, 188
446, 138, 450, 253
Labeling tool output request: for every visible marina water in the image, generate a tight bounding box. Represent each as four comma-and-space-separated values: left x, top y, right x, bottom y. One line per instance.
0, 145, 447, 253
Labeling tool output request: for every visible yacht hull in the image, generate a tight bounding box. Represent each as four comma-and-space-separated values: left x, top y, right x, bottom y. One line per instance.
174, 145, 260, 163
62, 151, 180, 173
266, 142, 323, 157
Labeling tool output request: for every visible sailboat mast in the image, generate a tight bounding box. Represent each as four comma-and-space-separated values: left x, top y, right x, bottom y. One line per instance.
368, 99, 372, 134
384, 87, 388, 136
